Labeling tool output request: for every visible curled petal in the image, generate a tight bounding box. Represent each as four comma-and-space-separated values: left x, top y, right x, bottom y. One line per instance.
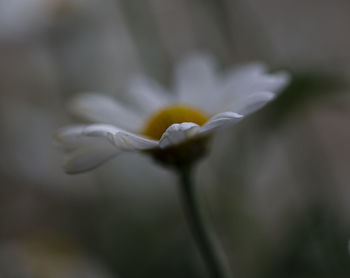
109, 131, 158, 151
64, 146, 119, 174
56, 125, 120, 174
57, 124, 158, 151
55, 124, 122, 149
56, 124, 158, 173
199, 112, 243, 135
159, 123, 200, 149
55, 125, 100, 151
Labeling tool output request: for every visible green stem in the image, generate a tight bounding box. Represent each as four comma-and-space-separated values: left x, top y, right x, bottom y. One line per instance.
177, 167, 230, 278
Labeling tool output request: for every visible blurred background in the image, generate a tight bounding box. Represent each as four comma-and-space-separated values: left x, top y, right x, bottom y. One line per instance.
0, 0, 350, 277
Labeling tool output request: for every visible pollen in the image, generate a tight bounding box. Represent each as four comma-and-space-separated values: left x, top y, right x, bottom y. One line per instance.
142, 105, 209, 140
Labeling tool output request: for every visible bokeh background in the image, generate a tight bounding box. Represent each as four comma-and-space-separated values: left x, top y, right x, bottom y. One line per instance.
1, 0, 350, 277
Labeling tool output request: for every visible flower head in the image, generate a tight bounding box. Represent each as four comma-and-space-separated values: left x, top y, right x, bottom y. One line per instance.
56, 53, 290, 174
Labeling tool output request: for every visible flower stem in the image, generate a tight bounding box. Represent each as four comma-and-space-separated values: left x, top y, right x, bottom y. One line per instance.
177, 167, 230, 278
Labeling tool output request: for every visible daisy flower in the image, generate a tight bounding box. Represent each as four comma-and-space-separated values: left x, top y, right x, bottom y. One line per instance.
56, 53, 290, 174
55, 53, 290, 278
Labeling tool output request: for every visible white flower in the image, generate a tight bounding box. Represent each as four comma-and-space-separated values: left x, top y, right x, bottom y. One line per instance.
56, 53, 290, 174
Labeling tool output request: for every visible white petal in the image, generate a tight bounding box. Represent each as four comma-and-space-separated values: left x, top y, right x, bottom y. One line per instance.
174, 53, 221, 113
128, 75, 173, 116
77, 124, 158, 151
222, 63, 290, 102
229, 91, 275, 115
224, 62, 267, 82
56, 125, 120, 174
56, 124, 158, 174
57, 124, 158, 151
159, 123, 200, 149
64, 146, 119, 174
199, 112, 243, 135
55, 124, 123, 152
68, 93, 143, 132
109, 130, 158, 151
55, 125, 100, 151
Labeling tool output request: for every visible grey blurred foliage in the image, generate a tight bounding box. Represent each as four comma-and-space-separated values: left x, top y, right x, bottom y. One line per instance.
0, 0, 350, 277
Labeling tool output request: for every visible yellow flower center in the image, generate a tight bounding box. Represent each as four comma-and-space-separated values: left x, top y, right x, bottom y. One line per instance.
142, 104, 209, 140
